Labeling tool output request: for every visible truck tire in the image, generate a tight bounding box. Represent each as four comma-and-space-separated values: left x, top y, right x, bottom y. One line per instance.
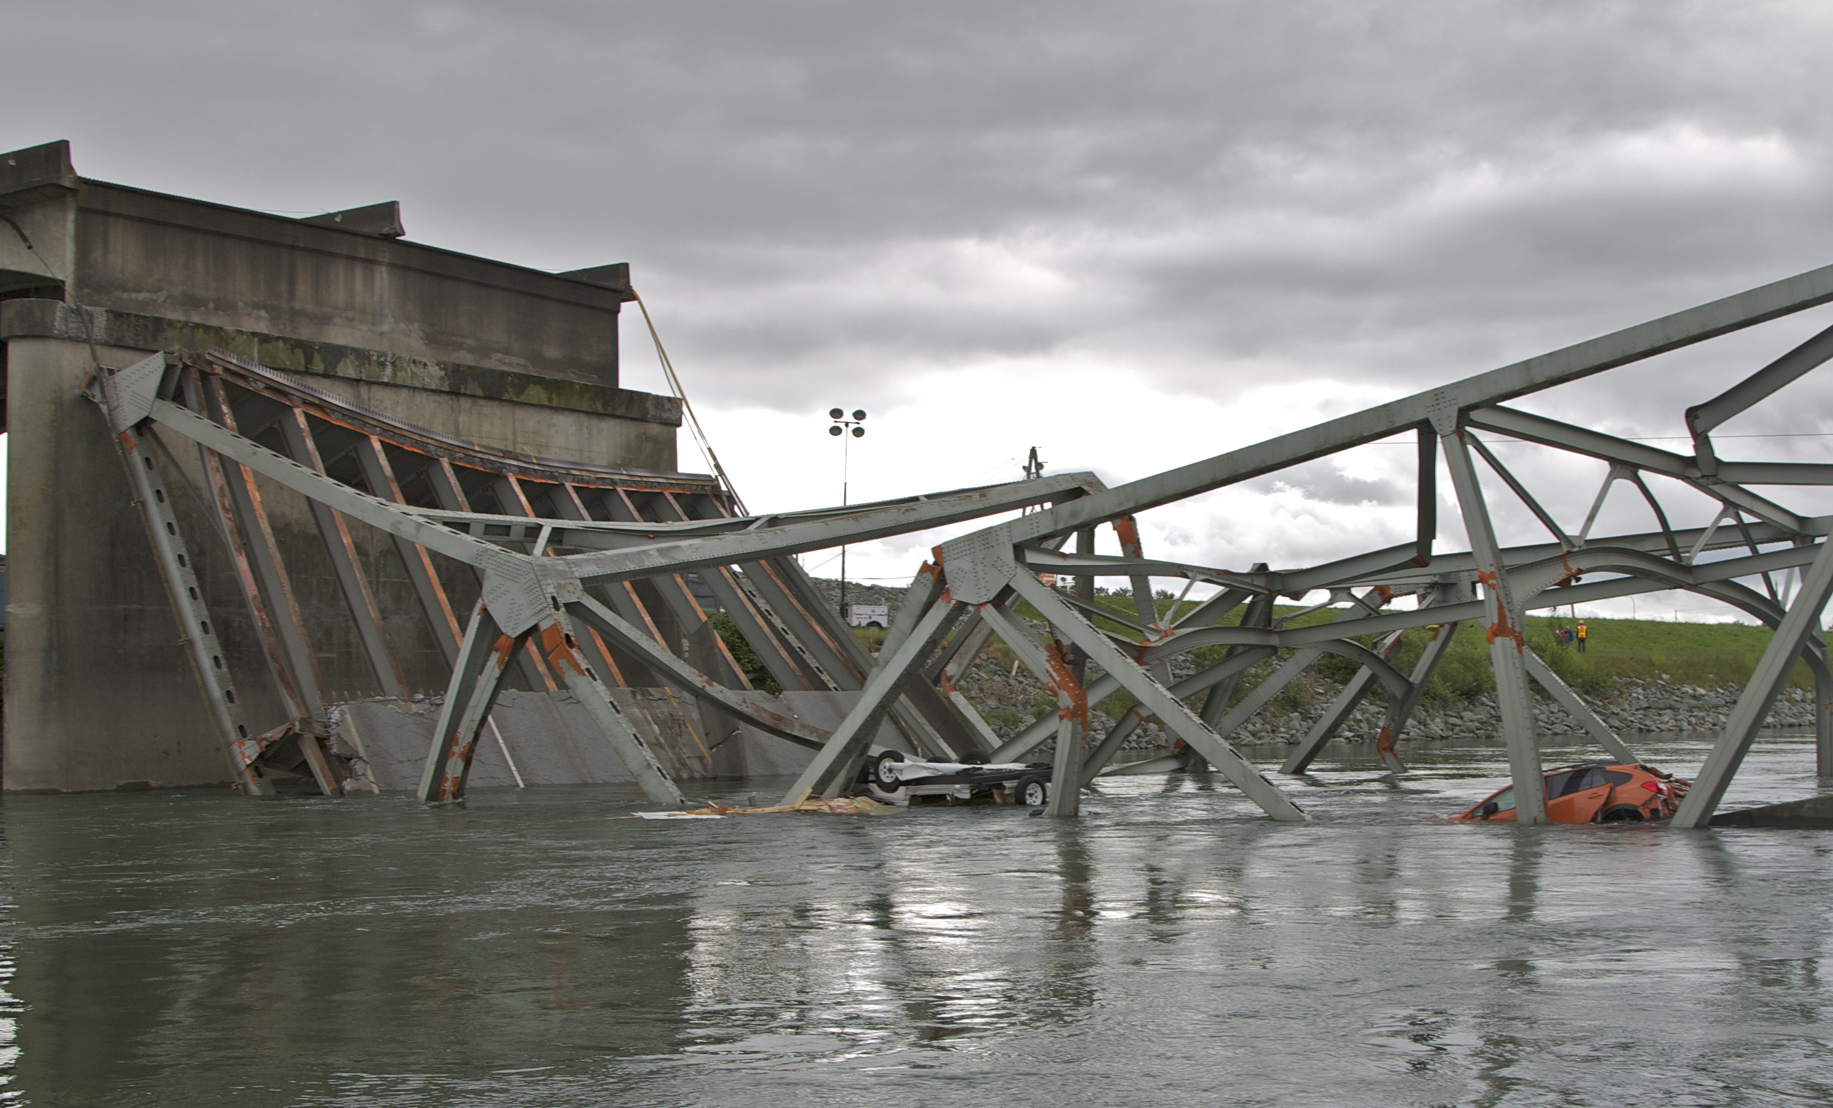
1016, 774, 1049, 808
874, 750, 906, 790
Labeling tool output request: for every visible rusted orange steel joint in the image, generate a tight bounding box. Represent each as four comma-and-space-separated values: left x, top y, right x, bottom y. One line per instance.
1112, 515, 1145, 556
1476, 569, 1524, 648
1044, 640, 1090, 725
538, 622, 587, 678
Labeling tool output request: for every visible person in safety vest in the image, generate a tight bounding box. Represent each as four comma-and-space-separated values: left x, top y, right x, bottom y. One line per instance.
1576, 621, 1588, 653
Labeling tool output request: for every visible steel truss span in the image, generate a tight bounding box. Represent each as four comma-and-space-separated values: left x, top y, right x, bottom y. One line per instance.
88, 262, 1833, 825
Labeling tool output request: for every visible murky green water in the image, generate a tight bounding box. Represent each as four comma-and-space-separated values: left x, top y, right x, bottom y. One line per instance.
3, 733, 1832, 1106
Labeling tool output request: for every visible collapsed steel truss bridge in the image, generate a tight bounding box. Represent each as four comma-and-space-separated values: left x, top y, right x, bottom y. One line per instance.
90, 262, 1833, 827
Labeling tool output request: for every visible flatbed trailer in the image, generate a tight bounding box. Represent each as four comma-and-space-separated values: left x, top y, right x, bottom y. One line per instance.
856, 751, 1055, 807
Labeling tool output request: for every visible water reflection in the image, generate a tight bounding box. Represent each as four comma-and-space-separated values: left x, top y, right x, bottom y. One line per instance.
0, 735, 1831, 1105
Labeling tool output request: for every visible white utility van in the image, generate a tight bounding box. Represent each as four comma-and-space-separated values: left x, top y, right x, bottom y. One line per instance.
845, 603, 889, 628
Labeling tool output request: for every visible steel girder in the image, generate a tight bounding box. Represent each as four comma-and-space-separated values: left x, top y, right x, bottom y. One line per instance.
793, 260, 1833, 823
84, 259, 1833, 823
86, 350, 1102, 803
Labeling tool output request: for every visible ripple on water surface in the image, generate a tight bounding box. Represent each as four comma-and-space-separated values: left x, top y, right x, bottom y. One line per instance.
2, 733, 1832, 1106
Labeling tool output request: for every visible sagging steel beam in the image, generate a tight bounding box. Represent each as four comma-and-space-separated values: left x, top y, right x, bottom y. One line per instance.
89, 257, 1833, 820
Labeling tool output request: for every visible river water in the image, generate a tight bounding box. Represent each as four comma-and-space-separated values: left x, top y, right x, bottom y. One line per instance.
3, 732, 1832, 1107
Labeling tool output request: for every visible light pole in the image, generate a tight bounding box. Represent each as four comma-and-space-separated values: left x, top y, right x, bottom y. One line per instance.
828, 407, 865, 622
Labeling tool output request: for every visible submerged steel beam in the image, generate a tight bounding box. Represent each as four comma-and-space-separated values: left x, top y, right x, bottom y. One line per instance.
1009, 574, 1307, 820
781, 595, 964, 806
1673, 536, 1833, 827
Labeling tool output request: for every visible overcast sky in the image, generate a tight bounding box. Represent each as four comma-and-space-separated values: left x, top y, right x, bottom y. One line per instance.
10, 0, 1833, 619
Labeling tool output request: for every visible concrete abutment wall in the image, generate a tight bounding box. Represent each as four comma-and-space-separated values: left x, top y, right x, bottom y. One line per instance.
0, 139, 820, 793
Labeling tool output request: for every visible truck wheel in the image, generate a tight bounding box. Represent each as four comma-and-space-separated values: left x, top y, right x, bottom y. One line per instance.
1016, 774, 1049, 808
874, 750, 906, 789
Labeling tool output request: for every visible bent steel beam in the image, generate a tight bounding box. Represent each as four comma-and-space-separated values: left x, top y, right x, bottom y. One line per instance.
84, 257, 1833, 820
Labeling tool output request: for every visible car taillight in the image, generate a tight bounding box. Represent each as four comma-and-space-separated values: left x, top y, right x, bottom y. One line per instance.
1641, 781, 1664, 794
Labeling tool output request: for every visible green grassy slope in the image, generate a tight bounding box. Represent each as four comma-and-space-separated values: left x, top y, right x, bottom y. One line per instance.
993, 592, 1819, 722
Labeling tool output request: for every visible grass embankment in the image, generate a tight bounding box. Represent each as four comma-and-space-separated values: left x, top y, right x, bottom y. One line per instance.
985, 594, 1820, 726
715, 592, 1817, 729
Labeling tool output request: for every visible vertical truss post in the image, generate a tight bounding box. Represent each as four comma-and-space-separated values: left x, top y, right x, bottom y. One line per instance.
1674, 536, 1833, 827
1113, 516, 1173, 684
1200, 591, 1275, 730
1439, 414, 1547, 824
1046, 653, 1086, 818
1818, 666, 1833, 778
278, 410, 410, 699
780, 594, 962, 806
428, 459, 561, 693
483, 476, 563, 692
1071, 526, 1097, 685
418, 598, 523, 803
1416, 427, 1438, 563
977, 603, 1089, 816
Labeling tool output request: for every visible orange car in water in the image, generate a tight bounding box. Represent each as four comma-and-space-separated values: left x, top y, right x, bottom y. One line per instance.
1456, 761, 1690, 823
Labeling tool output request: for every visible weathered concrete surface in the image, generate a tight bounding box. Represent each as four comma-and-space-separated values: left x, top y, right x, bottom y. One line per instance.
2, 143, 635, 387
0, 139, 695, 792
1, 298, 682, 435
2, 336, 242, 791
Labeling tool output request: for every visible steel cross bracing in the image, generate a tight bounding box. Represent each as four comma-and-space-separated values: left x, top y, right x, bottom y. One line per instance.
774, 261, 1833, 825
84, 260, 1833, 825
85, 350, 1103, 803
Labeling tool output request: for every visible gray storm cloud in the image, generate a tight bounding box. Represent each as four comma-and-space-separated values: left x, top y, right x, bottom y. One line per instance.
8, 0, 1833, 601
14, 1, 1833, 411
